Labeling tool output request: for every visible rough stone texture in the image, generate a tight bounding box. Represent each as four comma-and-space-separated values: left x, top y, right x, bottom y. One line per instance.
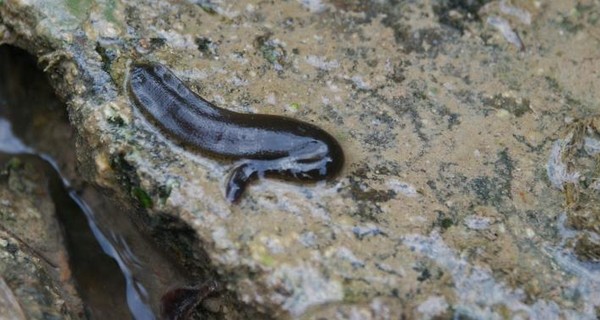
0, 155, 84, 319
2, 0, 600, 318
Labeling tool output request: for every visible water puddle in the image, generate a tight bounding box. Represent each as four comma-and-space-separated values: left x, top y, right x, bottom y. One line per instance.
0, 45, 190, 319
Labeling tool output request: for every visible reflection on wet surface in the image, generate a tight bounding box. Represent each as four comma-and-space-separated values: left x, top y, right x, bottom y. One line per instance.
0, 45, 188, 319
0, 151, 137, 319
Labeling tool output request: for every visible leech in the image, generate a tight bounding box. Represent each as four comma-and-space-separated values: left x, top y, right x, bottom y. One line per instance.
128, 63, 344, 202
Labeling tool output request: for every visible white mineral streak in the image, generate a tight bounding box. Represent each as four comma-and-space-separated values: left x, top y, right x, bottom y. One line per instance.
584, 137, 600, 156
386, 179, 418, 197
154, 29, 196, 50
546, 137, 580, 190
306, 55, 340, 71
545, 214, 600, 318
417, 296, 449, 320
252, 179, 335, 222
499, 0, 532, 25
269, 264, 343, 316
590, 180, 600, 191
350, 75, 370, 90
487, 16, 524, 50
228, 75, 248, 86
351, 224, 384, 238
403, 232, 599, 319
464, 216, 492, 230
297, 0, 326, 13
336, 247, 365, 268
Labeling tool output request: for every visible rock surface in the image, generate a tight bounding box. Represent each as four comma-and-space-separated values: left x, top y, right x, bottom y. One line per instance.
2, 0, 600, 318
0, 155, 84, 319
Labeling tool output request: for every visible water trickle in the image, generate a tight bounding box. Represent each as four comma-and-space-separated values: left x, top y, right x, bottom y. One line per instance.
0, 45, 192, 319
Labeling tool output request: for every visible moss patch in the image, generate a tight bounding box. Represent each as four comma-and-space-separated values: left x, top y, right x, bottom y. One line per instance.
132, 187, 153, 208
66, 0, 93, 20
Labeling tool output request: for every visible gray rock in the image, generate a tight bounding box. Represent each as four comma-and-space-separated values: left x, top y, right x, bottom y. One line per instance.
2, 0, 600, 318
0, 155, 84, 319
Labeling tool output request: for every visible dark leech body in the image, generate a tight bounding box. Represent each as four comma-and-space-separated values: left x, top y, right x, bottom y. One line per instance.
128, 63, 344, 202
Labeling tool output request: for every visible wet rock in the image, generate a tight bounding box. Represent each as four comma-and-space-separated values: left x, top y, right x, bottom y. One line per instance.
2, 0, 600, 319
0, 155, 84, 319
547, 116, 600, 263
0, 277, 27, 320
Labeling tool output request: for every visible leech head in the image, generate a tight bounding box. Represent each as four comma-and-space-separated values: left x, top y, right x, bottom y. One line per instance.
129, 66, 147, 86
292, 136, 344, 179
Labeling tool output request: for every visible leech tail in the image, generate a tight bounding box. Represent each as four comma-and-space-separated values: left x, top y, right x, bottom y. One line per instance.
226, 163, 258, 202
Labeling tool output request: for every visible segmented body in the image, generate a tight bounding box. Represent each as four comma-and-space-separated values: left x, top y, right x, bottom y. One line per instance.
128, 63, 344, 202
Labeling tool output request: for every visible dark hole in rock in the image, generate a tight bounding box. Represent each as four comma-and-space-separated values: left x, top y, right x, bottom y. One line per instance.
0, 44, 206, 319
